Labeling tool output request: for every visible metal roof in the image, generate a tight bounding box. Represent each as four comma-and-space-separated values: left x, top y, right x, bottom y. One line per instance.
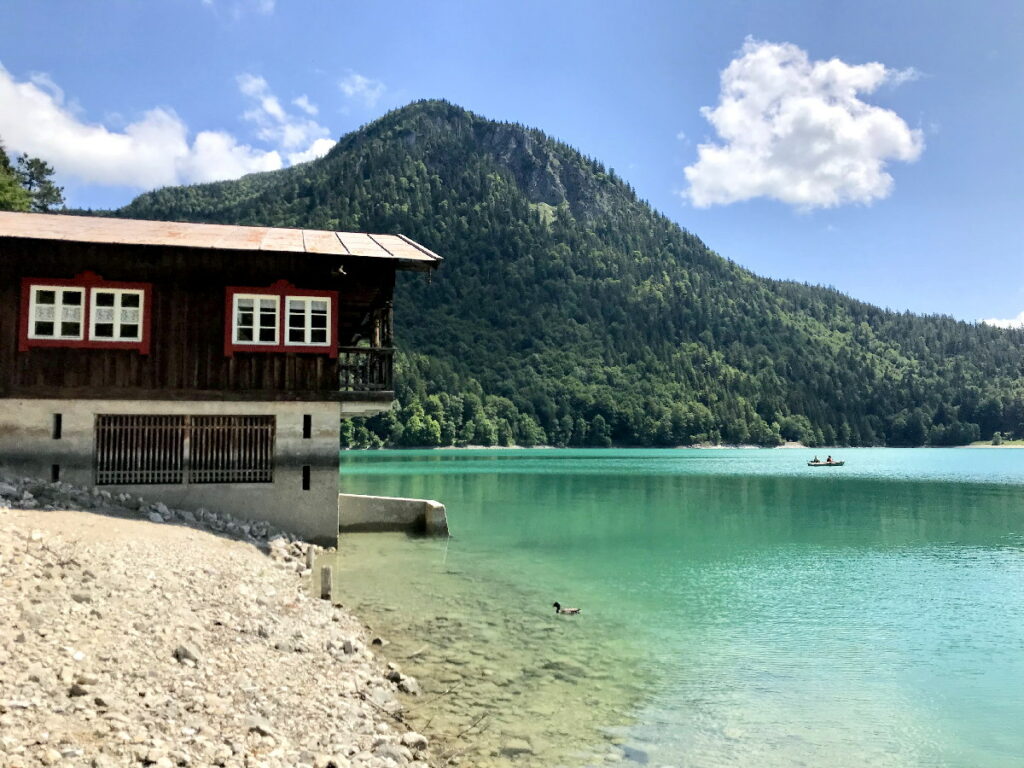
0, 212, 442, 270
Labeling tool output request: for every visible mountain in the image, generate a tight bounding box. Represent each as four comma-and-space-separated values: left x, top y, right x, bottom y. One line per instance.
114, 100, 1024, 448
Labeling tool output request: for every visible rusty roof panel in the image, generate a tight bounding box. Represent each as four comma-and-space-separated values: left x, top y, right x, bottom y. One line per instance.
302, 229, 348, 255
258, 227, 305, 252
336, 232, 392, 259
0, 212, 441, 269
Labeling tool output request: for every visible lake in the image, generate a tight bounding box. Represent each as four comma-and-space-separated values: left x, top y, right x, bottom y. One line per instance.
324, 448, 1024, 767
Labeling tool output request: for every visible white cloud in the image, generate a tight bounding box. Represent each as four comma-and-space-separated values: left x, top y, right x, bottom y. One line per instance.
287, 138, 336, 165
293, 95, 318, 116
237, 73, 331, 151
339, 73, 386, 108
0, 64, 282, 189
683, 38, 924, 209
675, 130, 687, 141
981, 311, 1024, 329
888, 66, 923, 87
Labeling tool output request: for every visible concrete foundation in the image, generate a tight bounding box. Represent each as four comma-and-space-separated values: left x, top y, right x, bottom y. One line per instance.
0, 398, 363, 544
338, 493, 449, 536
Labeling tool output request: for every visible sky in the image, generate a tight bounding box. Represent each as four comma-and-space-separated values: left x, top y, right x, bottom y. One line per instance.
2, 0, 1022, 326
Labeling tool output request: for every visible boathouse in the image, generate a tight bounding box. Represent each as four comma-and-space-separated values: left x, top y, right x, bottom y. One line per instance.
0, 211, 441, 542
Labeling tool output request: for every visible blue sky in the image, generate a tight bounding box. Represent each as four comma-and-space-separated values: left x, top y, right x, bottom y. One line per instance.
2, 0, 1022, 325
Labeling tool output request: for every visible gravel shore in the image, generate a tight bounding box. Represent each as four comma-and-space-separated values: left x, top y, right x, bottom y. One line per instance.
0, 476, 435, 768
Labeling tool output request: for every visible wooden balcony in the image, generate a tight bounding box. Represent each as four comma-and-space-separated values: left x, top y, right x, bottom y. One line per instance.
338, 347, 394, 393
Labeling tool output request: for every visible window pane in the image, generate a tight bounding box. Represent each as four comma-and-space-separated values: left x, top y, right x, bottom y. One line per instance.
62, 306, 82, 321
258, 327, 276, 342
121, 308, 140, 323
289, 311, 305, 328
94, 323, 114, 338
121, 324, 139, 339
311, 329, 327, 344
35, 306, 55, 321
259, 311, 276, 328
95, 307, 115, 323
259, 299, 276, 311
36, 290, 56, 305
238, 298, 254, 311
289, 300, 303, 311
63, 291, 82, 306
238, 327, 253, 341
311, 300, 328, 313
34, 321, 54, 336
238, 311, 253, 327
61, 322, 80, 337
121, 293, 140, 308
95, 291, 115, 307
311, 314, 327, 329
289, 329, 304, 343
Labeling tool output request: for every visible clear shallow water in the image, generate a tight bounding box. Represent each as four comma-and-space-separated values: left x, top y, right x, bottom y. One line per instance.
329, 448, 1024, 767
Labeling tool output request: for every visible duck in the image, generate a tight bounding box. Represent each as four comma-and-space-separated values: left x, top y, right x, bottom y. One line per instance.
553, 602, 581, 615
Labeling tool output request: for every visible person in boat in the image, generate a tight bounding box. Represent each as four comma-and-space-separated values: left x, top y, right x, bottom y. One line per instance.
813, 455, 819, 463
826, 455, 833, 464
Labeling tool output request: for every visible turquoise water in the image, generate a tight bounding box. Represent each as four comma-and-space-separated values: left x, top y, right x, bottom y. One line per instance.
332, 448, 1024, 767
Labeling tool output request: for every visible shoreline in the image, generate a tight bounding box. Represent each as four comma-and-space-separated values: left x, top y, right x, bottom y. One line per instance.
0, 476, 439, 768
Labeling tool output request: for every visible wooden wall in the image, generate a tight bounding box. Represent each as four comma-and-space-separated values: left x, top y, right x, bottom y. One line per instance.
0, 237, 396, 401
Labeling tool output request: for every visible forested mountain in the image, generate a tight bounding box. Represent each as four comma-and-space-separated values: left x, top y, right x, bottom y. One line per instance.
115, 100, 1024, 447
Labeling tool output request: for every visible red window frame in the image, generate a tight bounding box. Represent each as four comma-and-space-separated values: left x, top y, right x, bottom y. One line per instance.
224, 280, 339, 358
19, 271, 153, 354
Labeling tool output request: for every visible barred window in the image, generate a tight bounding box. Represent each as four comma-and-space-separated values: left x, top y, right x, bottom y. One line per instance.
94, 414, 274, 485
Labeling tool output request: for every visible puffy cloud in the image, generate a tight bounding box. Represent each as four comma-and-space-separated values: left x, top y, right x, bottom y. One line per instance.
0, 64, 281, 189
287, 138, 336, 165
339, 73, 386, 108
683, 38, 924, 209
981, 311, 1024, 329
237, 73, 330, 150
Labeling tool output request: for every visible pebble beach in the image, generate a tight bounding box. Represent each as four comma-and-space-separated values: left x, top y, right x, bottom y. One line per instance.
0, 476, 438, 768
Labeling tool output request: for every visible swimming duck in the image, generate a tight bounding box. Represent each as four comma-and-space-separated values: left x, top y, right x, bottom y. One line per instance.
553, 602, 581, 615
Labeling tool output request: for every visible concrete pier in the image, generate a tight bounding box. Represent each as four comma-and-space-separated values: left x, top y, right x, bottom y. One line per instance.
337, 493, 449, 536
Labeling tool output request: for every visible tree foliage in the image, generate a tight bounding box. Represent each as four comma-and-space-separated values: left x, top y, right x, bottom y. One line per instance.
0, 138, 64, 212
116, 100, 1024, 448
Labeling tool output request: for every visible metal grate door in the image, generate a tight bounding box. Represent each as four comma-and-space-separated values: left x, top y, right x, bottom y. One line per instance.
188, 415, 275, 484
95, 415, 186, 485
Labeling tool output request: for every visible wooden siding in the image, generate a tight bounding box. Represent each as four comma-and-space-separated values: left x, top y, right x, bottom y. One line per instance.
0, 237, 397, 401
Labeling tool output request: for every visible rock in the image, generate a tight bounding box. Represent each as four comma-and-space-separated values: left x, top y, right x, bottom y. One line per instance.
30, 529, 44, 541
70, 591, 93, 603
244, 715, 275, 736
0, 481, 18, 498
68, 682, 89, 697
400, 732, 428, 751
39, 748, 63, 765
173, 644, 200, 664
148, 512, 165, 524
500, 738, 534, 757
397, 676, 421, 696
374, 743, 413, 763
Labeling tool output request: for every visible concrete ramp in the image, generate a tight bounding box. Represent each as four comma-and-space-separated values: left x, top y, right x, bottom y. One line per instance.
338, 493, 449, 536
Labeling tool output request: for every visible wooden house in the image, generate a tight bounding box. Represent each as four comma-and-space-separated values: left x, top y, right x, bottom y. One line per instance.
0, 211, 441, 541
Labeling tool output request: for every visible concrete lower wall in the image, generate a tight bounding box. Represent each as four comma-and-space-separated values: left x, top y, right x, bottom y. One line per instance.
338, 493, 448, 536
0, 398, 352, 544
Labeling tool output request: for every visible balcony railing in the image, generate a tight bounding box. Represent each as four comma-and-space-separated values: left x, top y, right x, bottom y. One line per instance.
338, 347, 394, 393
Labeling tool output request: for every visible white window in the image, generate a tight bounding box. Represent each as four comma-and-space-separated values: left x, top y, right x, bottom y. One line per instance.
233, 294, 280, 345
286, 296, 331, 346
28, 286, 85, 340
90, 288, 144, 342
